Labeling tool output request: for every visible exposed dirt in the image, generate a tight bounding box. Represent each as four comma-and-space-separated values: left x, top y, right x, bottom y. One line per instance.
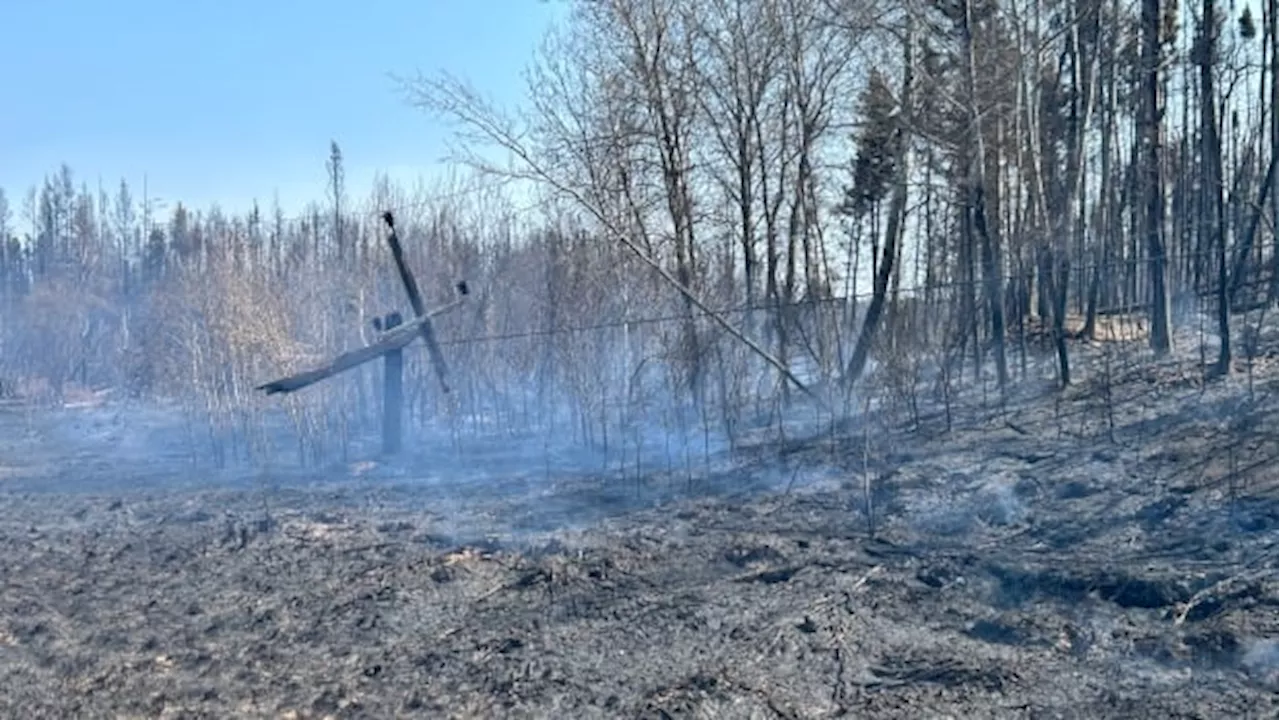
1, 336, 1277, 718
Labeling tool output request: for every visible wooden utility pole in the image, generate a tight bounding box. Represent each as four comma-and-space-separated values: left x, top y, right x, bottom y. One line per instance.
379, 311, 404, 455
257, 212, 466, 455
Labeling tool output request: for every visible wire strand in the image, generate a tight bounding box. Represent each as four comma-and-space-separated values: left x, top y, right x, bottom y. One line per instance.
385, 246, 1258, 349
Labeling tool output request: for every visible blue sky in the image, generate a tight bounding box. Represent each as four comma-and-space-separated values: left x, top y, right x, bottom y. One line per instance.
0, 0, 567, 219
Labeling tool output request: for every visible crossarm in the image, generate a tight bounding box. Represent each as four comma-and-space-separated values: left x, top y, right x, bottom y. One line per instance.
256, 299, 464, 395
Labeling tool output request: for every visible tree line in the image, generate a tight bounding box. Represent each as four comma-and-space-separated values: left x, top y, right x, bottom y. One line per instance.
0, 0, 1275, 467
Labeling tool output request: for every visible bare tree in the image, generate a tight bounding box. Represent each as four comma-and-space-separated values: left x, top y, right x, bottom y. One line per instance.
611, 0, 706, 401
400, 57, 819, 405
959, 0, 1007, 390
327, 141, 346, 263
690, 0, 784, 326
1142, 0, 1173, 354
1199, 0, 1231, 375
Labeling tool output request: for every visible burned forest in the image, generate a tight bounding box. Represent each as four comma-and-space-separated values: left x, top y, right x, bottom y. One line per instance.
0, 0, 1277, 717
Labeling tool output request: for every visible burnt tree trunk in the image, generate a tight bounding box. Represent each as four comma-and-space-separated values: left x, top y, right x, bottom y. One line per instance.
1143, 0, 1173, 354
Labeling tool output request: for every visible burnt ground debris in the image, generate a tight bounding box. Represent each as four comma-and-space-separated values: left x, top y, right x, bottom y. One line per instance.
0, 336, 1277, 718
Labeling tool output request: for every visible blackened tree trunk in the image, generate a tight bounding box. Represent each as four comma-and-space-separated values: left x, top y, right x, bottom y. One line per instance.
1143, 0, 1173, 354
1200, 0, 1230, 376
961, 0, 1009, 390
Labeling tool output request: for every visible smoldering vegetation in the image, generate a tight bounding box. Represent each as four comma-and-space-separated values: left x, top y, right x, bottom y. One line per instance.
0, 312, 1275, 719
3, 291, 1278, 720
1, 0, 1279, 715
0, 181, 869, 488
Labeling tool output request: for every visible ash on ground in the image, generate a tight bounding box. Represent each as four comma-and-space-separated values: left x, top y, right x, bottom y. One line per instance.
1, 344, 1276, 719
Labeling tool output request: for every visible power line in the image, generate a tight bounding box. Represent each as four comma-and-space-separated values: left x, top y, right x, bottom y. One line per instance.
395, 246, 1250, 350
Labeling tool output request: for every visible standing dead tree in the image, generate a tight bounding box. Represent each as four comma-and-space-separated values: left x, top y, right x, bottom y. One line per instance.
958, 0, 1008, 390
1200, 0, 1231, 377
1142, 0, 1173, 355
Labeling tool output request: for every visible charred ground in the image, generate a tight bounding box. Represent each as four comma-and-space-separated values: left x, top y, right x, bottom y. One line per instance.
0, 331, 1277, 719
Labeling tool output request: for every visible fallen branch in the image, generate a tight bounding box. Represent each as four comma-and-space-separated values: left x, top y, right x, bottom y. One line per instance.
403, 74, 824, 408
1173, 549, 1276, 626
